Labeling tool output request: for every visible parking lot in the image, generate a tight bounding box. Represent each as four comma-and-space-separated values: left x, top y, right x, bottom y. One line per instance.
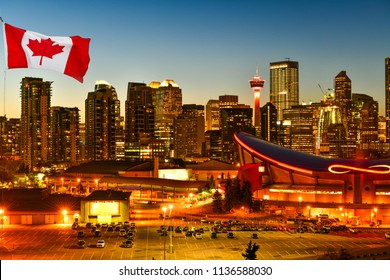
1, 219, 390, 260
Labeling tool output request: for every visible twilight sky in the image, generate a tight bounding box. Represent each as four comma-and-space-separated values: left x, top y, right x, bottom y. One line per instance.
1, 0, 390, 119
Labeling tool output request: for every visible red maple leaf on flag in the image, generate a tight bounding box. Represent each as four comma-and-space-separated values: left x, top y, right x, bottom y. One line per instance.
27, 38, 65, 65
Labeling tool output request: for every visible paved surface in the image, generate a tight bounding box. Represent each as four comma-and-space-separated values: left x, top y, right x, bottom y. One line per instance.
1, 221, 390, 260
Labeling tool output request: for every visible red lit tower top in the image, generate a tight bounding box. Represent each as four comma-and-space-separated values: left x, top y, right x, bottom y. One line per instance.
249, 67, 265, 134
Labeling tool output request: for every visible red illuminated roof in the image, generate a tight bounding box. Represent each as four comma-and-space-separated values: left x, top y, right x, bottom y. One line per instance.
234, 132, 390, 175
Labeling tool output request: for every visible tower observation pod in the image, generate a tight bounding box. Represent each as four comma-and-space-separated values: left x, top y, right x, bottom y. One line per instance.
249, 67, 265, 137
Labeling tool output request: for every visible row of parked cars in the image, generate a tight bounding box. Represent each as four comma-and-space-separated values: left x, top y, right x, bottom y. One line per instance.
76, 221, 136, 249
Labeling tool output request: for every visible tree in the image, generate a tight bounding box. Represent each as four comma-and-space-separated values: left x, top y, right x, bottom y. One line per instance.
212, 190, 224, 213
241, 181, 253, 210
223, 176, 235, 212
0, 159, 20, 186
242, 240, 260, 260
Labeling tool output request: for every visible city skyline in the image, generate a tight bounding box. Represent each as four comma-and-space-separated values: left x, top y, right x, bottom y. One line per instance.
1, 0, 390, 119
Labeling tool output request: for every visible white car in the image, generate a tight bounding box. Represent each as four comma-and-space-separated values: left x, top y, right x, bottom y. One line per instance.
195, 233, 203, 239
96, 240, 106, 248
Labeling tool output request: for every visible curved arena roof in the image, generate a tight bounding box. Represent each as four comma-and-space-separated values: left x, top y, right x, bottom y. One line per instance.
234, 132, 390, 175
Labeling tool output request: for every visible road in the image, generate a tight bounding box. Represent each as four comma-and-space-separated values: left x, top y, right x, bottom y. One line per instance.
1, 202, 390, 260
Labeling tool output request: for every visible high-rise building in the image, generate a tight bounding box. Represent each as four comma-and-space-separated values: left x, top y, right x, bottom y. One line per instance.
124, 82, 155, 160
174, 104, 205, 160
0, 117, 20, 160
385, 57, 390, 142
20, 77, 52, 170
260, 102, 277, 144
85, 81, 121, 161
282, 105, 314, 154
220, 105, 254, 163
205, 130, 222, 160
154, 79, 182, 159
49, 107, 80, 164
335, 70, 352, 101
205, 99, 220, 131
269, 60, 299, 122
249, 67, 265, 137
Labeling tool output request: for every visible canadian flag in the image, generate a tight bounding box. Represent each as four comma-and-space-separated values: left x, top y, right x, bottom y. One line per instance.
3, 23, 90, 83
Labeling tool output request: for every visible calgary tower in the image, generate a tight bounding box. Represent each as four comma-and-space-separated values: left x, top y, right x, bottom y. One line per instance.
249, 66, 265, 137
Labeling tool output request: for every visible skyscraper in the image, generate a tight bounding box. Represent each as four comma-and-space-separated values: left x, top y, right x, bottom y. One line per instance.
85, 81, 121, 161
335, 70, 352, 101
49, 107, 80, 164
269, 60, 299, 122
125, 82, 155, 160
205, 99, 220, 131
260, 102, 277, 144
385, 57, 390, 142
20, 77, 52, 170
154, 79, 182, 159
174, 104, 205, 160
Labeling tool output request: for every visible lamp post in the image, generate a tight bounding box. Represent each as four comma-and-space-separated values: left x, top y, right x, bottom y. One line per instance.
298, 196, 302, 215
162, 206, 167, 260
298, 197, 302, 236
168, 205, 174, 254
374, 208, 378, 224
189, 193, 193, 227
307, 206, 311, 220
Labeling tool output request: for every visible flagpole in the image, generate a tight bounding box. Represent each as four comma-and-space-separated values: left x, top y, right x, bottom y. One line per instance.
0, 17, 5, 116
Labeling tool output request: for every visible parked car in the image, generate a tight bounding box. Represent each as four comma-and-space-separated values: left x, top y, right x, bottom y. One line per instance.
349, 227, 359, 234
227, 232, 234, 238
251, 233, 258, 239
77, 240, 86, 249
195, 233, 203, 239
86, 222, 92, 229
119, 229, 127, 236
94, 230, 102, 237
101, 223, 108, 228
107, 226, 114, 232
175, 226, 182, 233
182, 216, 187, 221
96, 240, 105, 248
201, 217, 207, 223
185, 230, 193, 237
211, 232, 217, 238
71, 222, 78, 230
77, 231, 85, 238
122, 240, 133, 248
385, 232, 390, 239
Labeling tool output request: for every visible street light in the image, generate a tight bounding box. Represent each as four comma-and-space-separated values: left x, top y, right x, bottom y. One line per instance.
168, 205, 174, 254
298, 196, 302, 215
307, 206, 311, 219
162, 206, 167, 260
374, 208, 378, 224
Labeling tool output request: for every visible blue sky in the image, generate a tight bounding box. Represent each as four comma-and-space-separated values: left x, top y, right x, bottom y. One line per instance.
1, 0, 390, 119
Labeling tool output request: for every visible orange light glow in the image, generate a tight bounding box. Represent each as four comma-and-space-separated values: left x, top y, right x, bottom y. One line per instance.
328, 164, 390, 175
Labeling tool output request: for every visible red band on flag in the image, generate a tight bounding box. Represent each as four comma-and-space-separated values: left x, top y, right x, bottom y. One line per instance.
64, 36, 91, 83
4, 23, 28, 68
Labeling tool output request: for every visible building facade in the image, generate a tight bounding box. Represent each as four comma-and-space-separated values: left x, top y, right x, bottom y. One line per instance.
49, 107, 80, 164
124, 82, 155, 160
154, 80, 182, 159
20, 77, 52, 170
85, 81, 121, 161
174, 104, 205, 160
269, 60, 299, 122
